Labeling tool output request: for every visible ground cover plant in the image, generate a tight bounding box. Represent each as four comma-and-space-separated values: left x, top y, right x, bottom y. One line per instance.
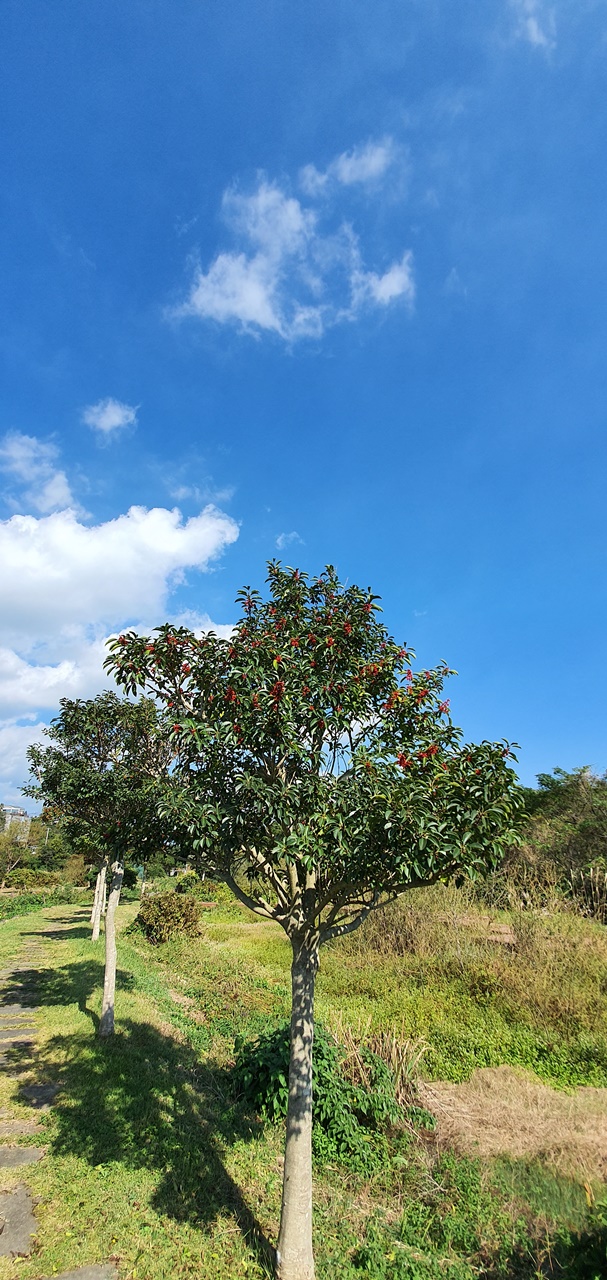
1, 897, 606, 1280
106, 562, 521, 1280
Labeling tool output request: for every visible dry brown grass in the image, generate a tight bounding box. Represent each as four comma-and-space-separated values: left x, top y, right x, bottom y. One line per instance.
328, 1013, 428, 1106
419, 1064, 607, 1182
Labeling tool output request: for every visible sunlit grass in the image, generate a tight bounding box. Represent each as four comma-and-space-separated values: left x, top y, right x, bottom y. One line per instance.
0, 893, 605, 1278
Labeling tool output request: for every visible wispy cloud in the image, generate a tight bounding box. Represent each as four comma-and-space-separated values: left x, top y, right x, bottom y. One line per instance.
171, 140, 413, 344
170, 482, 235, 505
511, 0, 556, 50
276, 531, 304, 550
82, 397, 138, 436
0, 431, 77, 513
299, 137, 397, 196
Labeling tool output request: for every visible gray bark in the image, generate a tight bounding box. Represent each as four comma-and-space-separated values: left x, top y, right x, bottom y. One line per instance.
98, 862, 124, 1038
276, 936, 318, 1280
89, 871, 101, 926
91, 862, 107, 941
101, 879, 108, 916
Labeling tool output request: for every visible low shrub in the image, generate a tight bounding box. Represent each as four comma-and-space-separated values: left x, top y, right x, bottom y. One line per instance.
7, 868, 62, 890
0, 885, 84, 921
129, 890, 202, 945
233, 1021, 404, 1172
174, 871, 208, 897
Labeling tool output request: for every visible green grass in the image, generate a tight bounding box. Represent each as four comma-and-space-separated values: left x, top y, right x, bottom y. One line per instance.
0, 893, 606, 1278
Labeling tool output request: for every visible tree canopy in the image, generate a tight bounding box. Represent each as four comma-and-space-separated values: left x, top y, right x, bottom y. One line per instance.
106, 562, 522, 940
24, 691, 183, 870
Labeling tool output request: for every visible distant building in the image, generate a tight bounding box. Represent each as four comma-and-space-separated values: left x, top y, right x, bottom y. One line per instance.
1, 805, 31, 842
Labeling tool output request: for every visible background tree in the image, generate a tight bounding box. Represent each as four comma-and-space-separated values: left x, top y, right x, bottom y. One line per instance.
25, 692, 182, 1036
498, 766, 607, 916
106, 562, 522, 1280
0, 829, 25, 890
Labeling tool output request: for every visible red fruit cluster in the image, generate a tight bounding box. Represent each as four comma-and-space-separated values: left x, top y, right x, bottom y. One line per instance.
397, 753, 410, 768
271, 680, 285, 702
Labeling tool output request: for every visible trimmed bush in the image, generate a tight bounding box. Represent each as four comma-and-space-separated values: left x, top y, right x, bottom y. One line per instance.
129, 890, 202, 945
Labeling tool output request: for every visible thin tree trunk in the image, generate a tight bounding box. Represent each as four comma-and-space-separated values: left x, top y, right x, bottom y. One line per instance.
99, 862, 124, 1038
101, 879, 108, 916
276, 936, 318, 1280
91, 861, 107, 942
90, 870, 101, 925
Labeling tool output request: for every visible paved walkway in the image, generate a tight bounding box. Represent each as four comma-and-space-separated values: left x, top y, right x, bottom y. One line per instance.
0, 913, 117, 1280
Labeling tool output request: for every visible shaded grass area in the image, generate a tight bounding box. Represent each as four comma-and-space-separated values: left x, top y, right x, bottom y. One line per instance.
0, 895, 605, 1278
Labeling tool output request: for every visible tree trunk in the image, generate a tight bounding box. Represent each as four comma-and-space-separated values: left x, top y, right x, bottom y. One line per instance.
91, 861, 107, 942
98, 862, 124, 1038
101, 879, 108, 916
276, 936, 318, 1280
90, 870, 101, 925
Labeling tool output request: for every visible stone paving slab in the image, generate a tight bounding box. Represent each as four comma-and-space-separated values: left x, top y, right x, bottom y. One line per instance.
19, 1082, 61, 1109
0, 1145, 45, 1167
0, 1183, 37, 1256
0, 1120, 42, 1137
0, 1030, 36, 1043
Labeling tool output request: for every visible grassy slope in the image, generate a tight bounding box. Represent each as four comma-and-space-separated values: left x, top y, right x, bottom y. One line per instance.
0, 893, 605, 1279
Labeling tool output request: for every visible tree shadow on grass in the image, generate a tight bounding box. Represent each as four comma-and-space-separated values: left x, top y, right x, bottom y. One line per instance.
2, 958, 276, 1273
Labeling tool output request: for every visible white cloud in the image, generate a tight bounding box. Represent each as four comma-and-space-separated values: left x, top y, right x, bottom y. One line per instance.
276, 531, 304, 551
0, 431, 76, 513
82, 397, 138, 436
172, 148, 414, 343
0, 503, 238, 648
511, 0, 556, 49
300, 137, 397, 196
0, 499, 239, 804
351, 252, 415, 307
0, 719, 47, 807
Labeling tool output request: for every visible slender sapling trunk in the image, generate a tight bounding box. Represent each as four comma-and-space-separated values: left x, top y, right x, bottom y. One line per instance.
90, 870, 101, 925
91, 860, 107, 941
99, 862, 124, 1038
276, 935, 318, 1280
101, 879, 108, 916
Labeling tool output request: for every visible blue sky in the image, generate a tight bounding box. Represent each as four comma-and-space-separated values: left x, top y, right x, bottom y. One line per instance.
1, 0, 606, 802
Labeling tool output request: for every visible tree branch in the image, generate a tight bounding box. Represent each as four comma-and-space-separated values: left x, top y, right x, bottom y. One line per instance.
222, 870, 287, 925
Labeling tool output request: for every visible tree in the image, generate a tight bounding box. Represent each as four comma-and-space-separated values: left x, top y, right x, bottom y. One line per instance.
24, 692, 182, 1036
0, 830, 25, 890
105, 563, 522, 1280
